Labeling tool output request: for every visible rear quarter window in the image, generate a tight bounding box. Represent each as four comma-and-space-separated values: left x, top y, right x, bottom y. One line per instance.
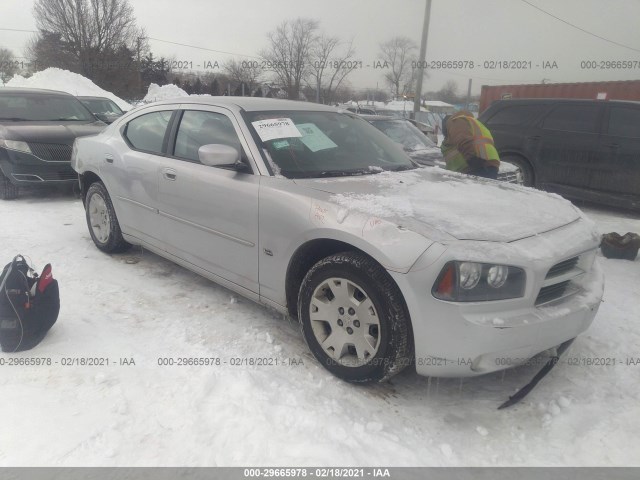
607, 107, 640, 138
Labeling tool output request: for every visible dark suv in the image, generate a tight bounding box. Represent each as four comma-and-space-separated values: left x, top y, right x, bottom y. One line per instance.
0, 88, 106, 200
479, 98, 640, 211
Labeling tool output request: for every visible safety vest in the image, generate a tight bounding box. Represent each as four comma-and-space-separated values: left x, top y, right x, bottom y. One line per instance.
441, 116, 500, 172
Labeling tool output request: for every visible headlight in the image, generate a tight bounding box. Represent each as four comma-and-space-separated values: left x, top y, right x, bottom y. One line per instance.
487, 265, 508, 288
433, 261, 526, 302
459, 262, 481, 289
1, 139, 32, 154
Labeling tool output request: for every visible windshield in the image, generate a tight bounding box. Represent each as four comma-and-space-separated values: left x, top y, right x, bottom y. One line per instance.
0, 94, 96, 121
81, 98, 124, 115
245, 110, 416, 178
369, 119, 436, 152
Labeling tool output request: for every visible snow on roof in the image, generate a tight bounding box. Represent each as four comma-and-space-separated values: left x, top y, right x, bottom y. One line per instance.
4, 68, 132, 110
424, 100, 455, 108
382, 100, 428, 112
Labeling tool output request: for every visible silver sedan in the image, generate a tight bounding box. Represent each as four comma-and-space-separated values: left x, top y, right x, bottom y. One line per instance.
71, 97, 604, 383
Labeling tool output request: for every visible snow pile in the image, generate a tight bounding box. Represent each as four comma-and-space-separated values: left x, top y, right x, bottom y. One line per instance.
143, 83, 189, 103
5, 68, 131, 111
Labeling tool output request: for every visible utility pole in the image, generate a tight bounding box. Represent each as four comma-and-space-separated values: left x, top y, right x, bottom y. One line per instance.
465, 78, 472, 110
413, 0, 432, 119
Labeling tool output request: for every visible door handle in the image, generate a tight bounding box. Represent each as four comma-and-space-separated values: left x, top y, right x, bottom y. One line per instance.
162, 168, 177, 181
105, 154, 114, 163
605, 143, 619, 149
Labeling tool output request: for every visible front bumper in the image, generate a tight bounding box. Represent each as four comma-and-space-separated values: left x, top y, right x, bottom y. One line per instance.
392, 217, 604, 377
0, 148, 77, 185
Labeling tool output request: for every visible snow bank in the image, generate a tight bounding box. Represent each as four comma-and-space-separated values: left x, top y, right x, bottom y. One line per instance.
143, 83, 189, 103
5, 68, 132, 111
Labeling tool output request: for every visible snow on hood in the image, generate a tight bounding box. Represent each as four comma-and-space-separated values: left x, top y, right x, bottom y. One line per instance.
143, 83, 189, 103
5, 68, 132, 111
295, 168, 582, 243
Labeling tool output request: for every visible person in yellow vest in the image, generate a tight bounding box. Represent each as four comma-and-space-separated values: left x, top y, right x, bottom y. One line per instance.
440, 111, 500, 179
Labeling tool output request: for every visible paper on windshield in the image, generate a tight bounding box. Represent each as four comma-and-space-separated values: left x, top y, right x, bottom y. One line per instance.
252, 118, 302, 142
297, 123, 338, 152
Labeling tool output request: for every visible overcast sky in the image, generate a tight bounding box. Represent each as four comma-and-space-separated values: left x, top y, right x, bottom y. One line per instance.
2, 0, 640, 96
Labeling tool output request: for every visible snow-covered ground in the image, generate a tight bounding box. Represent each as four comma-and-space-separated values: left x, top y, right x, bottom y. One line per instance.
0, 192, 639, 466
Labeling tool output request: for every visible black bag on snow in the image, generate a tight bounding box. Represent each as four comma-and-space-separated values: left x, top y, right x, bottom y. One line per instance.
0, 255, 60, 352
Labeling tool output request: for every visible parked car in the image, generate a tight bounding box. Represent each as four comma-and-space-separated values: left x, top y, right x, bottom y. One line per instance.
78, 96, 126, 124
363, 115, 443, 166
364, 115, 521, 183
72, 97, 603, 383
0, 87, 106, 200
375, 107, 439, 143
479, 98, 640, 211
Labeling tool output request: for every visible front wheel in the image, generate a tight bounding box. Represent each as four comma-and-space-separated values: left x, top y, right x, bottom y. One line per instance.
85, 182, 131, 253
298, 252, 412, 383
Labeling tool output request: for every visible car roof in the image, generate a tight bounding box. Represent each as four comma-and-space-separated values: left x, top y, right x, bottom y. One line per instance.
0, 87, 73, 97
145, 96, 341, 113
77, 96, 113, 101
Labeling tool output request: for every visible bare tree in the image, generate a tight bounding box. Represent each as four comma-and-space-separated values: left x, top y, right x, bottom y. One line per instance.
261, 18, 318, 100
378, 36, 418, 98
0, 48, 19, 83
308, 35, 358, 104
32, 0, 143, 76
438, 80, 460, 104
223, 58, 262, 96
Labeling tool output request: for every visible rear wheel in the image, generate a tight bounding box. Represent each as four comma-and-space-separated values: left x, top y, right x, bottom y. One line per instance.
298, 252, 412, 383
0, 171, 19, 200
85, 182, 131, 253
501, 155, 534, 187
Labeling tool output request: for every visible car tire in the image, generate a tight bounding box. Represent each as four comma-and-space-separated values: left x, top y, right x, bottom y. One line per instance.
85, 182, 131, 253
502, 155, 534, 187
298, 251, 412, 383
0, 171, 19, 200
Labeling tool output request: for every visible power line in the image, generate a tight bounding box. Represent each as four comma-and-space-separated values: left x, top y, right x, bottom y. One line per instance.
0, 27, 37, 33
520, 0, 640, 53
147, 37, 261, 60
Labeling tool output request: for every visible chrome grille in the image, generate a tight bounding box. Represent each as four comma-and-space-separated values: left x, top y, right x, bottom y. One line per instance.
546, 256, 579, 279
498, 171, 520, 184
27, 143, 73, 162
536, 280, 571, 305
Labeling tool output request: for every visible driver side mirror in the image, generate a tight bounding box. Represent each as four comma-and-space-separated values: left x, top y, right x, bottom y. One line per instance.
198, 144, 249, 171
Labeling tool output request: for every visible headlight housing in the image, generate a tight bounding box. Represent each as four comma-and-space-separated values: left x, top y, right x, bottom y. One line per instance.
432, 261, 526, 302
1, 139, 32, 154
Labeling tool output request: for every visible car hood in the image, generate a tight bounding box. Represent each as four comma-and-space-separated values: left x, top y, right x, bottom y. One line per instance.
0, 121, 106, 145
294, 168, 581, 243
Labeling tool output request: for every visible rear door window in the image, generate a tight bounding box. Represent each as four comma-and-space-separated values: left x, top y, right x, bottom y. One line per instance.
607, 106, 640, 138
124, 111, 173, 154
542, 105, 599, 133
